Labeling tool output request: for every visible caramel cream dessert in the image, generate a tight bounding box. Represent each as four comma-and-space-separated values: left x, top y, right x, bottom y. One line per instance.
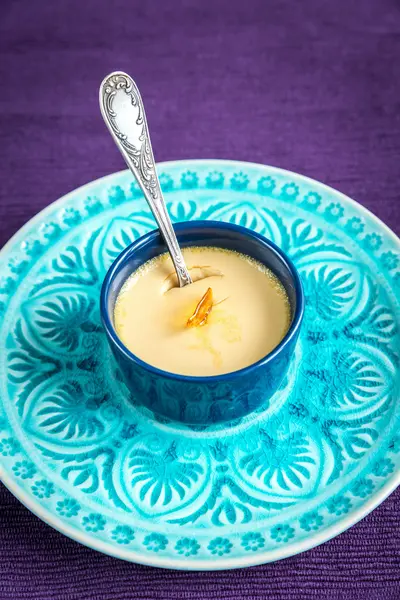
113, 247, 291, 376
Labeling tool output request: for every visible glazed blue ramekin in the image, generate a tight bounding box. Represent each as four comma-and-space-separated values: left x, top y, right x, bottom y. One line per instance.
100, 221, 304, 424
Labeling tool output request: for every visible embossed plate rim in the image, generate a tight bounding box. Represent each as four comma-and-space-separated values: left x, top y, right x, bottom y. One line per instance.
0, 159, 399, 570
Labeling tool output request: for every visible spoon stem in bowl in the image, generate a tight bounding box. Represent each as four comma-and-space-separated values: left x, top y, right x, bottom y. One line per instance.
99, 71, 192, 287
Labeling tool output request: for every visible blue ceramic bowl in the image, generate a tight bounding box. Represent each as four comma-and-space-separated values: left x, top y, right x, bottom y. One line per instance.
100, 221, 304, 425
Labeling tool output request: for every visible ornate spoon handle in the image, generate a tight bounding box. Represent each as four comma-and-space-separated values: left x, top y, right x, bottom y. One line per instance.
99, 71, 192, 287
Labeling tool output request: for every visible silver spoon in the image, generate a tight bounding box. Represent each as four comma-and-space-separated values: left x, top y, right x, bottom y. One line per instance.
99, 71, 192, 287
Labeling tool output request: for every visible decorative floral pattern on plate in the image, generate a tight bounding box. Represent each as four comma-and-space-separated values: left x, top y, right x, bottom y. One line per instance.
0, 160, 398, 570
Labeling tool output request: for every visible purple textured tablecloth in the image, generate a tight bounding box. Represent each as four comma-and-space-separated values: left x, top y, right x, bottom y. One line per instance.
0, 1, 399, 598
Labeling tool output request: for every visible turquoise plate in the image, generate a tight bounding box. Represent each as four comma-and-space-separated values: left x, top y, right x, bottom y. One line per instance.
0, 160, 399, 569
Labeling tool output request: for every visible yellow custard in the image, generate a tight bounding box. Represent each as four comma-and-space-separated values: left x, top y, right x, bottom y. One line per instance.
113, 247, 291, 376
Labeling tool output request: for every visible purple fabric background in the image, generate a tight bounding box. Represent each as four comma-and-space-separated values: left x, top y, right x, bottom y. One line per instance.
0, 1, 399, 598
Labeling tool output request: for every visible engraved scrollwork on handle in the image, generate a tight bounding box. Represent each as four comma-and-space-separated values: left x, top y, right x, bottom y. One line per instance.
99, 72, 192, 287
